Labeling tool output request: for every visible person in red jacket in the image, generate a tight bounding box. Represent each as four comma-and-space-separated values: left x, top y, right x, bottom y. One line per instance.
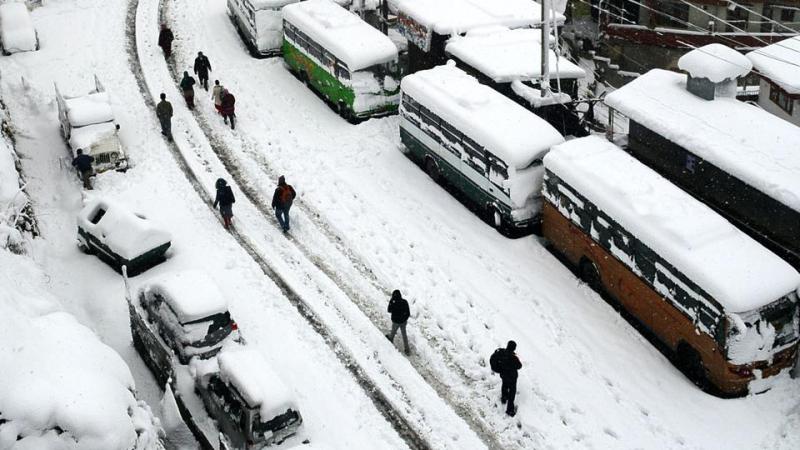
220, 89, 236, 130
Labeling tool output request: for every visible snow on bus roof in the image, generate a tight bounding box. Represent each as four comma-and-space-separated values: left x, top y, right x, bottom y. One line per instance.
544, 136, 800, 313
396, 0, 563, 35
677, 43, 751, 83
143, 270, 228, 323
445, 27, 586, 83
218, 347, 297, 420
604, 69, 800, 214
747, 36, 800, 95
282, 0, 398, 72
64, 91, 115, 127
401, 63, 564, 169
250, 0, 299, 9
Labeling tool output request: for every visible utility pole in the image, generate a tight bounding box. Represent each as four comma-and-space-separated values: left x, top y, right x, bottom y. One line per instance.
541, 0, 551, 97
380, 0, 389, 35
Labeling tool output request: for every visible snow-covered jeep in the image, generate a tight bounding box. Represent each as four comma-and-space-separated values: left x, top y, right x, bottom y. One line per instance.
0, 3, 39, 55
56, 76, 128, 173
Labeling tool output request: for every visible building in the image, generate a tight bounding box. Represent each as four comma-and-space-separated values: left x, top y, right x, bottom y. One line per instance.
747, 35, 800, 126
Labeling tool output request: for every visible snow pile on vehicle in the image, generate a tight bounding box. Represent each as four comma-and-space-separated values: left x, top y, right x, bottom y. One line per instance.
68, 121, 117, 151
604, 69, 800, 214
64, 91, 115, 127
677, 43, 752, 83
77, 197, 172, 260
0, 3, 37, 54
142, 270, 228, 323
726, 311, 778, 365
747, 36, 800, 95
283, 0, 397, 72
544, 136, 800, 313
396, 0, 560, 35
446, 27, 586, 82
217, 347, 298, 420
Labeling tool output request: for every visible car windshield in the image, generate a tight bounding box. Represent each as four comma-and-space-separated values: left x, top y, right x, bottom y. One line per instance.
726, 292, 799, 363
181, 312, 232, 344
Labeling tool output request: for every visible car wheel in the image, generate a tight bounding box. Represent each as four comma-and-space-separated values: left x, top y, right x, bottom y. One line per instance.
579, 258, 602, 292
425, 156, 440, 182
677, 343, 709, 390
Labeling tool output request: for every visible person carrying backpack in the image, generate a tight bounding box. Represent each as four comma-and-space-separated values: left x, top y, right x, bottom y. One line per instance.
213, 178, 235, 229
386, 289, 411, 355
271, 175, 296, 233
490, 340, 522, 417
180, 71, 197, 110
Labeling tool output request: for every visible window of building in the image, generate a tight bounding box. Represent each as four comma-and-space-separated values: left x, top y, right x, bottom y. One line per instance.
780, 8, 795, 23
769, 84, 794, 114
727, 4, 750, 31
653, 1, 689, 29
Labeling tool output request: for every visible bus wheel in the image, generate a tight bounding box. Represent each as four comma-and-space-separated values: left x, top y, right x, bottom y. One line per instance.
579, 258, 602, 292
337, 101, 352, 122
677, 343, 709, 389
425, 157, 440, 182
299, 71, 309, 86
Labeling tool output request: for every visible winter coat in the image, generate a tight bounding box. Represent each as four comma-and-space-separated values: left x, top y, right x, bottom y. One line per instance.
498, 350, 522, 381
271, 184, 296, 209
158, 28, 174, 49
387, 297, 410, 324
212, 85, 224, 106
72, 154, 94, 172
180, 75, 196, 93
156, 100, 173, 120
214, 185, 235, 208
194, 55, 212, 78
220, 92, 235, 116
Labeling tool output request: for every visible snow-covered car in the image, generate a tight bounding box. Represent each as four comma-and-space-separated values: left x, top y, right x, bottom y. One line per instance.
0, 3, 39, 54
130, 270, 241, 386
197, 347, 303, 448
77, 198, 171, 276
56, 76, 129, 173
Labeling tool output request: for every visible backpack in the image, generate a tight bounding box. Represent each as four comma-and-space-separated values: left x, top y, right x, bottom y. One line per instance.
489, 348, 506, 374
279, 186, 295, 205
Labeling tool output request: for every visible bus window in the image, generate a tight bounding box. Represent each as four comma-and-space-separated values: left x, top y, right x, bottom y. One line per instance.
335, 63, 350, 81
487, 155, 509, 193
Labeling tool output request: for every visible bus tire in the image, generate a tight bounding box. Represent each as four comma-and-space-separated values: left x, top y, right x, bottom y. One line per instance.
299, 71, 309, 86
425, 157, 440, 182
677, 343, 709, 389
578, 258, 602, 292
337, 101, 352, 122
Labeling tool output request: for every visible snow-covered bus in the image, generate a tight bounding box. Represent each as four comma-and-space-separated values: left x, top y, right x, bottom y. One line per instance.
228, 0, 295, 57
542, 136, 800, 395
399, 63, 564, 233
282, 0, 400, 121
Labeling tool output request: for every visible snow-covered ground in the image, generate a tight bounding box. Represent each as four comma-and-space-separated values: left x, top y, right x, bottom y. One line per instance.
1, 0, 799, 449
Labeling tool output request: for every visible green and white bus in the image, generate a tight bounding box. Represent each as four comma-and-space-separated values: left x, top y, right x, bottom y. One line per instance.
399, 63, 565, 233
282, 0, 400, 121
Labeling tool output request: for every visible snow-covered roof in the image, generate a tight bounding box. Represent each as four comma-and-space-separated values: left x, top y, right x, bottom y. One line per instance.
677, 44, 751, 83
401, 63, 564, 169
396, 0, 563, 35
217, 348, 298, 420
544, 136, 800, 313
69, 121, 117, 151
64, 91, 115, 127
143, 270, 228, 323
282, 0, 398, 71
747, 36, 800, 95
446, 27, 586, 83
605, 69, 800, 213
0, 3, 37, 54
77, 198, 172, 261
250, 0, 299, 9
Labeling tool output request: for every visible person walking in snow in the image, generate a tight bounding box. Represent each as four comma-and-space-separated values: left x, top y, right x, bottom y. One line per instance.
211, 80, 224, 114
271, 175, 296, 233
180, 71, 196, 110
71, 148, 94, 190
193, 51, 212, 91
213, 178, 235, 229
156, 93, 173, 140
386, 290, 411, 355
220, 89, 236, 130
158, 24, 174, 58
490, 340, 522, 417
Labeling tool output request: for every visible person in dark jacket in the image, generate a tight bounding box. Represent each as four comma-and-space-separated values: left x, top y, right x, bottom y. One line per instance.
271, 175, 296, 232
180, 71, 196, 110
386, 289, 411, 354
193, 51, 212, 91
220, 89, 236, 130
498, 340, 522, 417
156, 93, 173, 140
213, 178, 236, 229
158, 24, 174, 58
71, 148, 94, 190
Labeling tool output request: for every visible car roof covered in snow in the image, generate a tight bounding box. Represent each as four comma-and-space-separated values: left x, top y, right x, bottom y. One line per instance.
0, 3, 37, 54
446, 27, 586, 83
544, 136, 800, 313
77, 197, 172, 261
604, 69, 800, 214
396, 0, 562, 35
401, 63, 564, 169
217, 347, 298, 420
283, 0, 398, 72
747, 36, 800, 95
142, 270, 228, 323
677, 43, 752, 83
64, 91, 115, 127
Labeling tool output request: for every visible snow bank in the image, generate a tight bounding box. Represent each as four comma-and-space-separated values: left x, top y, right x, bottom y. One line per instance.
77, 197, 172, 261
396, 0, 561, 35
446, 27, 586, 83
604, 69, 800, 214
282, 0, 397, 72
64, 91, 115, 127
401, 63, 563, 169
142, 270, 228, 323
217, 347, 298, 420
747, 36, 800, 95
544, 136, 800, 313
677, 44, 751, 83
0, 109, 32, 252
0, 3, 37, 54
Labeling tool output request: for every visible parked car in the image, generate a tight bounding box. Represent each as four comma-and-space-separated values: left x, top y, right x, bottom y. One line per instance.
56, 76, 129, 173
0, 2, 38, 54
197, 347, 303, 448
77, 198, 171, 276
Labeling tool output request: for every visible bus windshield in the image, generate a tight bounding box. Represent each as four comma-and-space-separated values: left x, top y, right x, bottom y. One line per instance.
726, 292, 799, 364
